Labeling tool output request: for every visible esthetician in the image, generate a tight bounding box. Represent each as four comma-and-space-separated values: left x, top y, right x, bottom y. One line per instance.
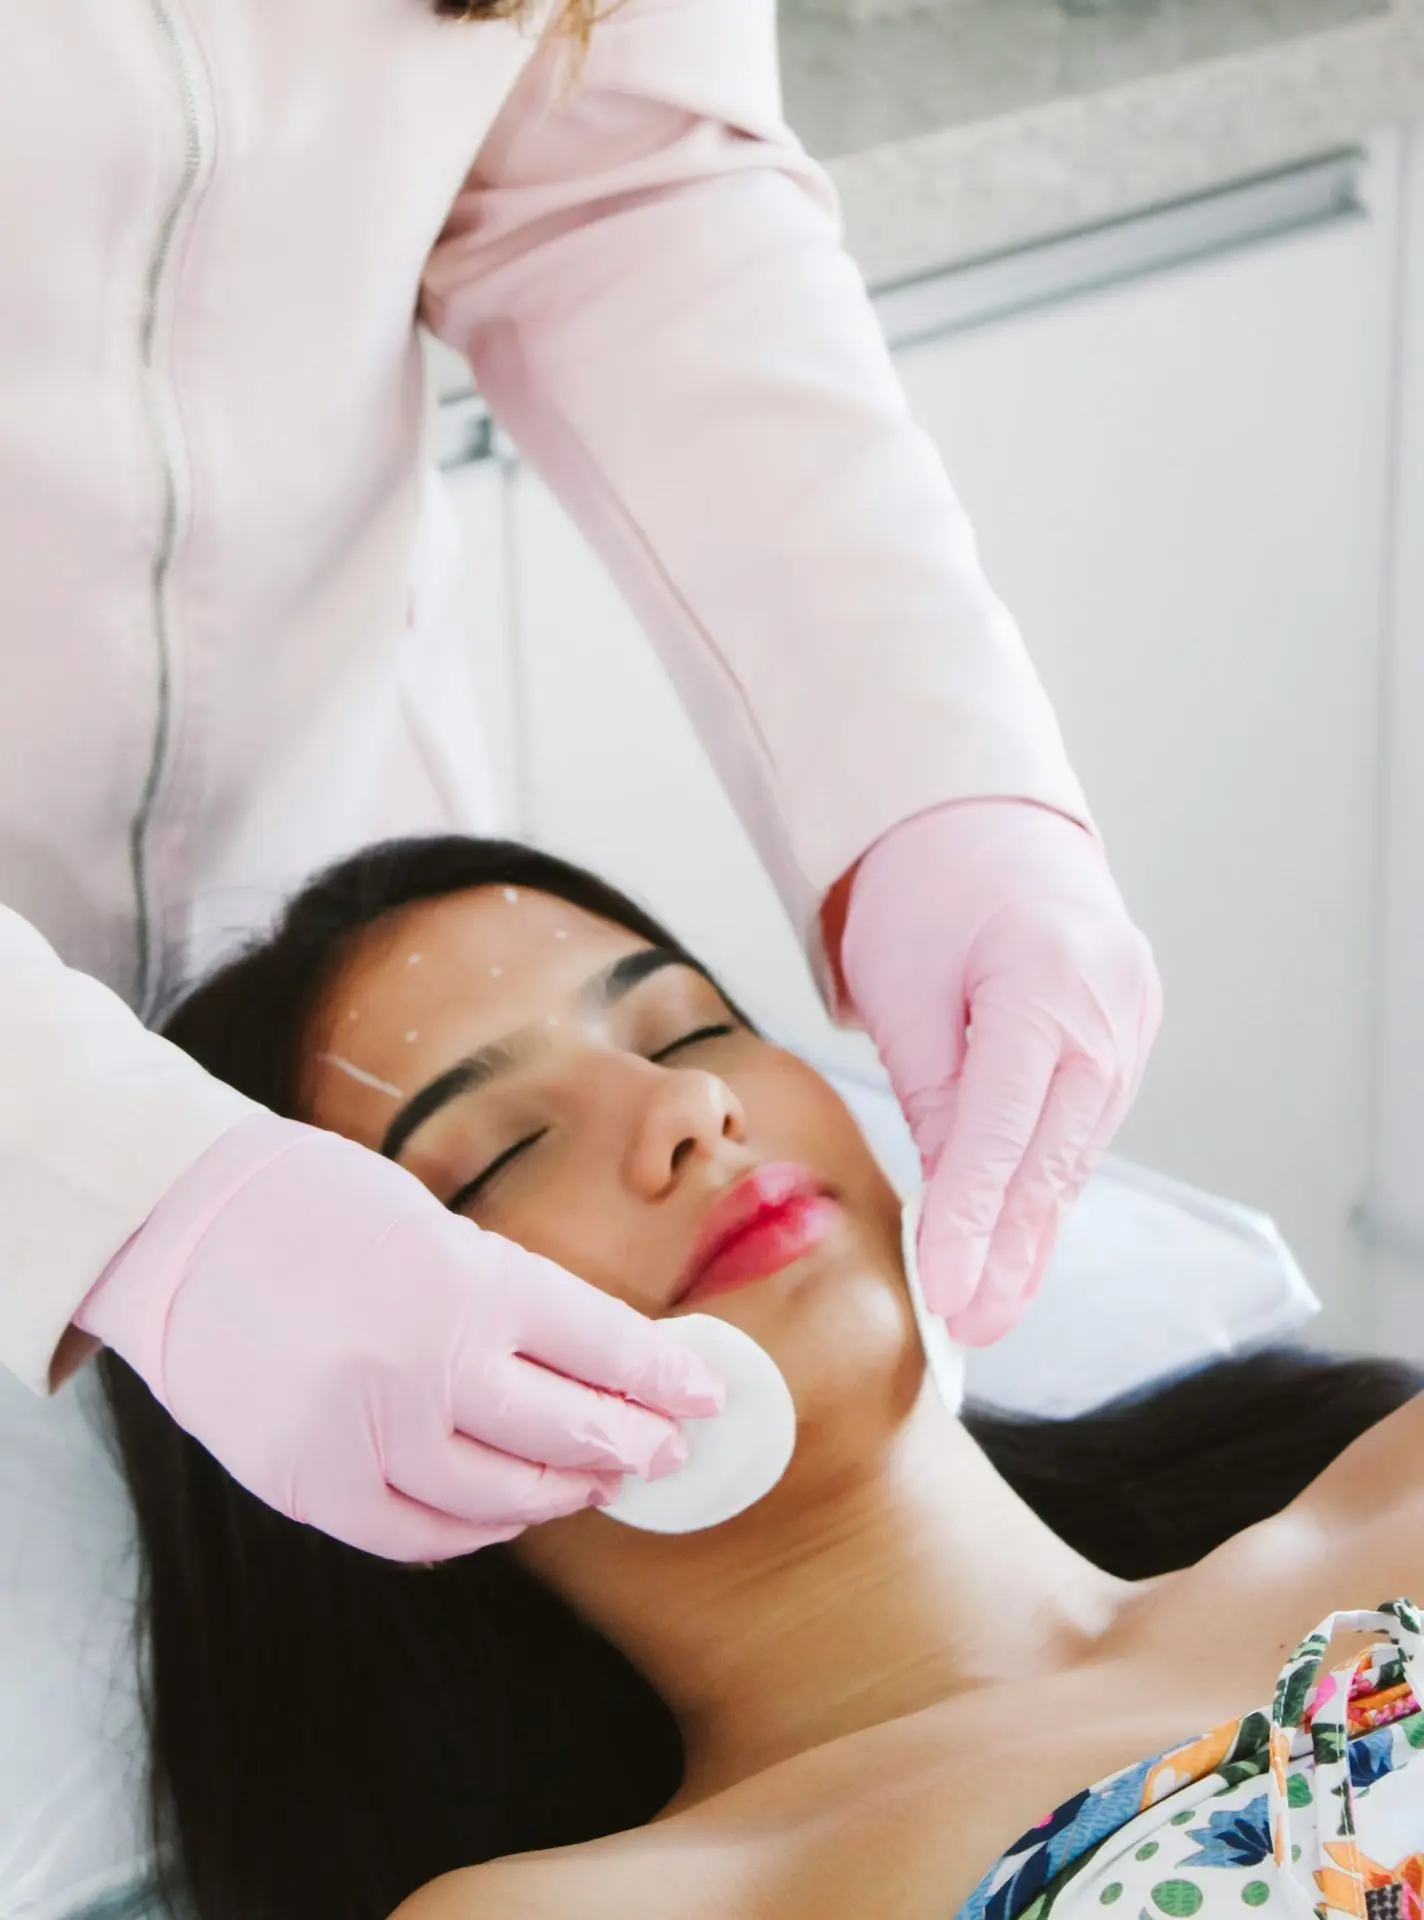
0, 0, 1160, 1560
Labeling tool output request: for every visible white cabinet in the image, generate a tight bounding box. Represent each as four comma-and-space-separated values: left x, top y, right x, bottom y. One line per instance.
451, 144, 1402, 1330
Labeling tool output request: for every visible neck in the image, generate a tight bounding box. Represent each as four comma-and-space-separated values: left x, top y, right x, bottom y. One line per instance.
568, 1380, 1136, 1807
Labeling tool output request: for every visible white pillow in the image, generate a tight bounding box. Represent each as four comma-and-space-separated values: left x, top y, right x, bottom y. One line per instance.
0, 1065, 1320, 1920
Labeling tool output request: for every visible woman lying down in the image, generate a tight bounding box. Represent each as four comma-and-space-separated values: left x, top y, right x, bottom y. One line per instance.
100, 837, 1424, 1920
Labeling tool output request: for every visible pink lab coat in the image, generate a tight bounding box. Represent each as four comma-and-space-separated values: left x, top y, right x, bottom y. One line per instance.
0, 0, 1083, 1393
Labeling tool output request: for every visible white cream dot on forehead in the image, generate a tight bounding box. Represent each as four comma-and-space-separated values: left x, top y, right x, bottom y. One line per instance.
604, 1315, 796, 1535
502, 888, 520, 904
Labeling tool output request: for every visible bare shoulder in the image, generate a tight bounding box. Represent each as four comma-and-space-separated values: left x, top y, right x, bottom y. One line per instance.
386, 1824, 752, 1920
388, 1860, 551, 1920
1298, 1387, 1424, 1592
382, 1734, 946, 1920
1122, 1386, 1424, 1701
1299, 1384, 1424, 1517
389, 1855, 625, 1920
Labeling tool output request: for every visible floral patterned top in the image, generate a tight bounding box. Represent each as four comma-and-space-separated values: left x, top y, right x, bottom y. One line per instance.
957, 1603, 1424, 1920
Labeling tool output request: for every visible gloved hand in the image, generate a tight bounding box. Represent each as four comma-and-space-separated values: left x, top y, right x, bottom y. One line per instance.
838, 799, 1162, 1347
76, 1111, 724, 1560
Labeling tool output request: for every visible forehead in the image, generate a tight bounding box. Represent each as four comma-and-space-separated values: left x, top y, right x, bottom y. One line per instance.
326, 886, 653, 1029
303, 886, 662, 1143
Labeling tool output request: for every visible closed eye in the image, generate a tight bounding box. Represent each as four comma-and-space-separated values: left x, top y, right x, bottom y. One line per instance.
448, 1130, 547, 1214
446, 1026, 737, 1211
648, 1023, 737, 1062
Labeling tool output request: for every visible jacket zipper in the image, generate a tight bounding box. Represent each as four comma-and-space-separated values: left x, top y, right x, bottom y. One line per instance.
130, 0, 209, 1021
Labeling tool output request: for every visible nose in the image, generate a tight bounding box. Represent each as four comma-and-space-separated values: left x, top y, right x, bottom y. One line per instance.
625, 1065, 746, 1199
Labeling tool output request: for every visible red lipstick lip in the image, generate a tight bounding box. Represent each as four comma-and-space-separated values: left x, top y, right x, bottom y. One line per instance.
675, 1163, 833, 1305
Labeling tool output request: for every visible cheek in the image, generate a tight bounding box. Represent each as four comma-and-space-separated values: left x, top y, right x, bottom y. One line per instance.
744, 1059, 904, 1220
717, 1250, 917, 1389
691, 1199, 924, 1496
471, 1144, 652, 1309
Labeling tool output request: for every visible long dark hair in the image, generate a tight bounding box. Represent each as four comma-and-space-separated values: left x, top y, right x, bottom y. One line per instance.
98, 835, 1423, 1920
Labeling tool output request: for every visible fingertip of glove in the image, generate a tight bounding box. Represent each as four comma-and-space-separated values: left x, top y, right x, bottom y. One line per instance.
944, 1288, 1025, 1348
915, 1223, 989, 1320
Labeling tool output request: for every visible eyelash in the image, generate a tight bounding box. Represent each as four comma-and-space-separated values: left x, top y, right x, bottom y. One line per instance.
647, 1022, 736, 1062
447, 1131, 547, 1215
446, 1023, 737, 1214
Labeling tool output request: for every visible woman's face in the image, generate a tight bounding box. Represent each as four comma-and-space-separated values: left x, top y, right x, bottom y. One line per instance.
300, 885, 917, 1437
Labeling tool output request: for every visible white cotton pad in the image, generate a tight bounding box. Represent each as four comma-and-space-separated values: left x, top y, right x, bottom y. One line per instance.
901, 1191, 967, 1417
604, 1314, 797, 1535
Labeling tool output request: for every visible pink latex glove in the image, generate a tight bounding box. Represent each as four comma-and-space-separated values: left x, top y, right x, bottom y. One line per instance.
838, 799, 1162, 1347
76, 1111, 723, 1560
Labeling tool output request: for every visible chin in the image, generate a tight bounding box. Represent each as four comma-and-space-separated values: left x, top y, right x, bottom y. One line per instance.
705, 1250, 923, 1447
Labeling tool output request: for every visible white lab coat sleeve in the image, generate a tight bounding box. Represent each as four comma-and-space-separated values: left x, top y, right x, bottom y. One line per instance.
0, 904, 258, 1395
421, 0, 1088, 971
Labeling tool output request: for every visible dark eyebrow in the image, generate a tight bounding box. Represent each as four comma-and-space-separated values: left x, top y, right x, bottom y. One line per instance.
379, 1039, 526, 1163
377, 947, 713, 1163
592, 946, 701, 1007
